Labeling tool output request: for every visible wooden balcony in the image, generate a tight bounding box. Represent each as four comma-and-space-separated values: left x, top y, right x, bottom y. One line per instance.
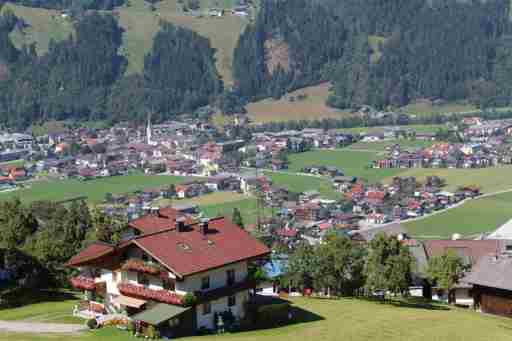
70, 276, 97, 291
118, 282, 184, 305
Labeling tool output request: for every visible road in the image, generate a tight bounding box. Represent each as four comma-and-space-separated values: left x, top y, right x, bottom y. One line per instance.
0, 320, 85, 333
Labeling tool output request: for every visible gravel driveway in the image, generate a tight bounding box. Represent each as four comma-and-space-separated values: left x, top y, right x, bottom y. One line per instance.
0, 320, 85, 333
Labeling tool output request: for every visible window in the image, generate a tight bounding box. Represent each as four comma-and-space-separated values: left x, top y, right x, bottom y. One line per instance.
201, 276, 210, 290
112, 272, 118, 283
138, 273, 149, 286
227, 269, 235, 286
202, 302, 211, 315
163, 279, 175, 291
142, 253, 149, 262
228, 295, 236, 307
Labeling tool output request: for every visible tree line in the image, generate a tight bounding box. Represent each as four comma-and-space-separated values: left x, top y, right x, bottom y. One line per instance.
232, 0, 512, 110
284, 233, 466, 302
0, 198, 127, 292
0, 9, 222, 129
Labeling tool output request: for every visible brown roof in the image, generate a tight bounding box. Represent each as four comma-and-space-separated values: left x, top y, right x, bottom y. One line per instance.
464, 255, 512, 291
423, 240, 504, 266
66, 242, 115, 267
133, 217, 270, 277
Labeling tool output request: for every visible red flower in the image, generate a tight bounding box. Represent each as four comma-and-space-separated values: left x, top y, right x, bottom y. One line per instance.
70, 276, 96, 291
118, 282, 183, 305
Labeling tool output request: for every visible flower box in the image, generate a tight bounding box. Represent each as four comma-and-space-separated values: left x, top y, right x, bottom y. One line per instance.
118, 282, 183, 305
121, 259, 162, 276
70, 276, 96, 291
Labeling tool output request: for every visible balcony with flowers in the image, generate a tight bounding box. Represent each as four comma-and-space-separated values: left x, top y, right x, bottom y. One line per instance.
118, 282, 184, 305
70, 276, 97, 291
121, 259, 165, 277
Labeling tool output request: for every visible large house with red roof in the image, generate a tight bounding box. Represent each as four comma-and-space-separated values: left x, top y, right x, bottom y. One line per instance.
67, 207, 270, 335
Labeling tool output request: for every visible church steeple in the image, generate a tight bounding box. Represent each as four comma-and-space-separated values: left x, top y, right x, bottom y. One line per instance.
146, 112, 153, 145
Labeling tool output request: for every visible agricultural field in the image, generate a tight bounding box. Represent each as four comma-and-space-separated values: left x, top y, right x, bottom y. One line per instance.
5, 0, 248, 85
2, 296, 512, 341
246, 83, 350, 123
346, 139, 436, 152
287, 149, 405, 183
340, 124, 446, 135
383, 166, 512, 194
404, 191, 512, 239
200, 197, 272, 226
265, 172, 340, 200
400, 100, 477, 117
0, 174, 187, 203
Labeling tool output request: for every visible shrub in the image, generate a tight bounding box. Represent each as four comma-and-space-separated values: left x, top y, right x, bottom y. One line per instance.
146, 325, 157, 339
183, 293, 197, 307
86, 318, 98, 329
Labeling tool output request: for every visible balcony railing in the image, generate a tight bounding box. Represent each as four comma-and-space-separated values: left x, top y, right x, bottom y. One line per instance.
118, 282, 183, 305
121, 259, 168, 278
70, 276, 97, 291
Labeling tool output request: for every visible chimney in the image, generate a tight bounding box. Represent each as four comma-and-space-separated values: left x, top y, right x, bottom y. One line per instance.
176, 217, 186, 232
200, 218, 209, 235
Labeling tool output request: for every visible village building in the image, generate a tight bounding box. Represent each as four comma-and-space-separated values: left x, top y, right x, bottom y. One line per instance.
67, 208, 270, 336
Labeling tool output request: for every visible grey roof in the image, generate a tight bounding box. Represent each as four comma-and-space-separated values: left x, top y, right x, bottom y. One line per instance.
463, 255, 512, 291
488, 219, 512, 240
352, 223, 407, 242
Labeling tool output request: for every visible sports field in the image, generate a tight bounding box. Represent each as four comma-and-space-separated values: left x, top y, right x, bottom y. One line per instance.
404, 191, 512, 239
1, 295, 512, 341
0, 174, 187, 203
287, 149, 405, 183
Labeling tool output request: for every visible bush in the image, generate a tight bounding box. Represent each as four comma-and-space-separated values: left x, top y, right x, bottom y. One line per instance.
183, 293, 197, 307
256, 303, 290, 327
86, 318, 98, 329
146, 325, 157, 339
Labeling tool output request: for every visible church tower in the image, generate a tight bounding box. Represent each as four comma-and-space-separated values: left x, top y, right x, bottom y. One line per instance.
146, 112, 153, 145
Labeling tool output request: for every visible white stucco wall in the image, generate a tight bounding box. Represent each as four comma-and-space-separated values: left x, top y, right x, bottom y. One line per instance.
175, 261, 248, 296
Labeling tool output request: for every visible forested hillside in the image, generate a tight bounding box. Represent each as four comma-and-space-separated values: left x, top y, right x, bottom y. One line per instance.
0, 3, 222, 128
233, 0, 512, 110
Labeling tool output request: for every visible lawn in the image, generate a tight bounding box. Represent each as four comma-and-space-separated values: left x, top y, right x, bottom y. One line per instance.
347, 139, 436, 152
287, 150, 405, 183
404, 191, 512, 239
0, 290, 82, 325
265, 172, 340, 200
200, 197, 272, 225
2, 297, 512, 341
246, 83, 350, 123
383, 166, 512, 194
0, 174, 187, 203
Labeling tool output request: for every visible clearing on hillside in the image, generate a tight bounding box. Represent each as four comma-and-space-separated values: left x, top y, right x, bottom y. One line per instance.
246, 83, 350, 123
400, 100, 477, 117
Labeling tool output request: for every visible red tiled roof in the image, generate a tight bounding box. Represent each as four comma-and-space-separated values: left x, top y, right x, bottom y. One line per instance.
133, 217, 270, 277
129, 208, 194, 234
66, 242, 115, 267
423, 240, 503, 265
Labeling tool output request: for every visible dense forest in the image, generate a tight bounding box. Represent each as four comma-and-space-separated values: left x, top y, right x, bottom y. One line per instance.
0, 4, 221, 128
8, 0, 125, 11
233, 0, 512, 110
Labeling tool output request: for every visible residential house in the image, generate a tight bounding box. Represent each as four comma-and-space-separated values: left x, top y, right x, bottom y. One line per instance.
67, 209, 270, 335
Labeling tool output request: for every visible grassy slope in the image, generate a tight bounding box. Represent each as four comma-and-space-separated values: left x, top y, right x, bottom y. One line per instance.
287, 149, 404, 183
6, 0, 246, 85
2, 297, 512, 341
404, 191, 512, 238
245, 83, 350, 123
200, 197, 272, 225
0, 174, 187, 203
117, 0, 246, 85
400, 101, 477, 117
5, 4, 74, 55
